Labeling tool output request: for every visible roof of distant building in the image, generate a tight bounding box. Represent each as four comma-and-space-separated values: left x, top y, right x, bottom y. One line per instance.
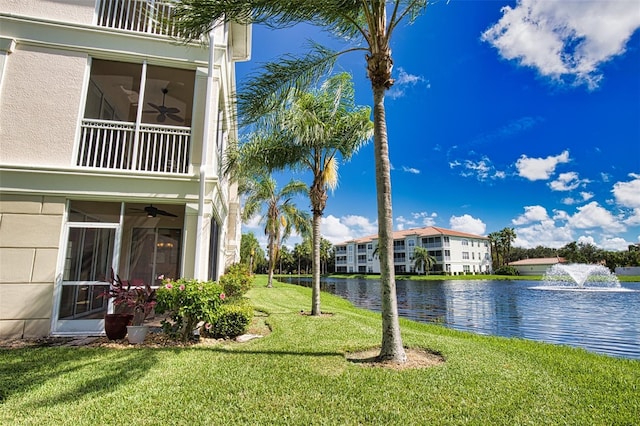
508, 257, 566, 266
337, 226, 489, 246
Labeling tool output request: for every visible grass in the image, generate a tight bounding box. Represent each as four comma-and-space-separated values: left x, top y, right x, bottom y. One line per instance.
1, 276, 638, 425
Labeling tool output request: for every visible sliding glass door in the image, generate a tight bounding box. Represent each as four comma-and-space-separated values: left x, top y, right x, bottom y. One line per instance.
54, 224, 119, 333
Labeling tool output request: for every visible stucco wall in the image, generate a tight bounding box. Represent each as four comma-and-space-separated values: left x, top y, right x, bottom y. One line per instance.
513, 264, 551, 276
615, 266, 640, 276
0, 0, 96, 25
0, 194, 65, 338
0, 44, 86, 167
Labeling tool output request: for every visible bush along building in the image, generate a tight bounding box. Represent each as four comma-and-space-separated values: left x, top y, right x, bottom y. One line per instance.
334, 226, 492, 275
0, 1, 251, 338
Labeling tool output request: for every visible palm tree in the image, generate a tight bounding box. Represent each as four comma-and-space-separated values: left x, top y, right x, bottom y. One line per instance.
487, 231, 500, 269
171, 0, 430, 363
240, 232, 263, 274
500, 227, 516, 265
294, 239, 312, 275
320, 237, 333, 275
229, 73, 372, 315
242, 175, 310, 288
413, 246, 436, 275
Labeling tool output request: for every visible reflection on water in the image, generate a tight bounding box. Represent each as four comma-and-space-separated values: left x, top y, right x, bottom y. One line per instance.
285, 277, 640, 360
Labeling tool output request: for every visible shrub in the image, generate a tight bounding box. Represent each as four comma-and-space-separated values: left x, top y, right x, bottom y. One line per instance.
155, 278, 225, 341
494, 266, 520, 276
219, 263, 254, 299
206, 299, 254, 338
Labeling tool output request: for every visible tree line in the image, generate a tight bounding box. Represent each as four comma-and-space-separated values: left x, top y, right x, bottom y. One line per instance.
489, 227, 640, 271
240, 232, 335, 276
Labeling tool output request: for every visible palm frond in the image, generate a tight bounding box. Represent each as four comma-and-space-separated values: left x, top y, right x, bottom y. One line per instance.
237, 43, 341, 125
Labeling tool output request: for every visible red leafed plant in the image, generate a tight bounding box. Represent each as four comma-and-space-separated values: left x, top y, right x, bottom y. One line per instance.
102, 270, 157, 326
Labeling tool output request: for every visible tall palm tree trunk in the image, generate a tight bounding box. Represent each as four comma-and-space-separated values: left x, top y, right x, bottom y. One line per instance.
311, 210, 322, 315
372, 84, 406, 362
267, 238, 275, 288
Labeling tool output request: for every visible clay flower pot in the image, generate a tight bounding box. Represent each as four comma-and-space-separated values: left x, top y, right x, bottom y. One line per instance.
104, 313, 133, 340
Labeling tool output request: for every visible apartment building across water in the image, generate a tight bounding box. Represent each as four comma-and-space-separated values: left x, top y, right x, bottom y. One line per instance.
334, 226, 492, 275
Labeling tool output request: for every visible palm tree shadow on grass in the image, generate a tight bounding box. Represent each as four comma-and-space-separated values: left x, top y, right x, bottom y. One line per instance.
0, 348, 160, 408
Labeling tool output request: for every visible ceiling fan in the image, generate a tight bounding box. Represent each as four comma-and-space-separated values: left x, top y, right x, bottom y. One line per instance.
144, 88, 183, 123
131, 205, 178, 218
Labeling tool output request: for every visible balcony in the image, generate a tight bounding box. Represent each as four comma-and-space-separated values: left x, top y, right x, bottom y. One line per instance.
77, 119, 190, 174
97, 0, 179, 36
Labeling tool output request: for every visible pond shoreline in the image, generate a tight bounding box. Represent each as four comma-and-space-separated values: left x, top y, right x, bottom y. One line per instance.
282, 276, 640, 360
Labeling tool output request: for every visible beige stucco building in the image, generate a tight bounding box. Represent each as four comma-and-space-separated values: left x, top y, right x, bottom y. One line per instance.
0, 1, 251, 338
508, 257, 566, 276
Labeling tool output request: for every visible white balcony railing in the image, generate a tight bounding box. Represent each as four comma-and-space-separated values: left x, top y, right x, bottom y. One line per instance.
97, 0, 179, 36
78, 119, 190, 174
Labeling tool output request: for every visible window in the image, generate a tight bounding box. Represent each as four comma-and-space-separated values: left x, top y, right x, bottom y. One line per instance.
462, 239, 469, 246
462, 252, 469, 260
422, 236, 442, 247
129, 228, 182, 285
85, 59, 195, 126
208, 218, 220, 281
428, 250, 442, 261
79, 60, 196, 173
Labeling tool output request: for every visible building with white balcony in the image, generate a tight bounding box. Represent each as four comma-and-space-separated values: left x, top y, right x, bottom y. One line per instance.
0, 1, 251, 338
334, 226, 492, 275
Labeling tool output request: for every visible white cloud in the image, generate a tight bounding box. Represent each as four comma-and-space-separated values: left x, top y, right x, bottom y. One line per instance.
396, 212, 438, 230
516, 150, 570, 180
320, 215, 354, 244
387, 67, 427, 99
449, 214, 486, 235
624, 208, 640, 226
395, 68, 424, 85
577, 235, 597, 247
320, 214, 378, 244
402, 166, 420, 174
512, 200, 637, 250
549, 171, 590, 191
512, 205, 550, 225
513, 220, 574, 249
244, 214, 262, 229
482, 0, 640, 89
600, 236, 632, 251
562, 192, 593, 205
552, 209, 570, 221
581, 192, 594, 202
451, 156, 505, 181
612, 173, 640, 208
567, 201, 626, 232
341, 215, 378, 234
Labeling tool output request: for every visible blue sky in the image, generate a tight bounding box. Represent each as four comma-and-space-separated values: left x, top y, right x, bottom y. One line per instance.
236, 0, 640, 251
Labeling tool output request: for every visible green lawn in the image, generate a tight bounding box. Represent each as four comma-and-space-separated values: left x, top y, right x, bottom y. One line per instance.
1, 276, 638, 425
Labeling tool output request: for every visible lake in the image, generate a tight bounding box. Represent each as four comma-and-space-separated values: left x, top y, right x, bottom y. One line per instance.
284, 277, 640, 360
